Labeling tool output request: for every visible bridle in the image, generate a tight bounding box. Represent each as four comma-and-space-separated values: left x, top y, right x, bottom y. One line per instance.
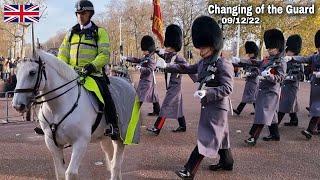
14, 57, 80, 105
14, 58, 48, 96
14, 57, 82, 148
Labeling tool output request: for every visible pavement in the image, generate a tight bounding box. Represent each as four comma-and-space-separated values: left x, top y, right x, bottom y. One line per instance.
0, 72, 319, 180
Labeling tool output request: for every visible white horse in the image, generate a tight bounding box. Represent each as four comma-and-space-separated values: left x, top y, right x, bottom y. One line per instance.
12, 50, 139, 180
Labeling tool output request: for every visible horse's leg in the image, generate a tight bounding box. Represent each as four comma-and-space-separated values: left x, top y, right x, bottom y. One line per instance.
110, 140, 125, 180
44, 136, 66, 180
100, 138, 114, 171
65, 139, 89, 180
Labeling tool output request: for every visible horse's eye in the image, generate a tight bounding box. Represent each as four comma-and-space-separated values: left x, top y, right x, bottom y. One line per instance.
29, 71, 36, 76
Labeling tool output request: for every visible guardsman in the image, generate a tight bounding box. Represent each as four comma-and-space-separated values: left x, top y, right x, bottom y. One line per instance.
278, 35, 304, 126
288, 30, 320, 139
245, 29, 286, 145
122, 36, 161, 116
157, 16, 234, 179
146, 24, 197, 135
233, 41, 260, 116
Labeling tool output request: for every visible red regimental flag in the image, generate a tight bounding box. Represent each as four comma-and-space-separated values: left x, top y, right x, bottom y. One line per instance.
152, 0, 164, 47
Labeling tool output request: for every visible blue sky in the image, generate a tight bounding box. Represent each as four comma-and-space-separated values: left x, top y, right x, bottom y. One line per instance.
26, 0, 111, 43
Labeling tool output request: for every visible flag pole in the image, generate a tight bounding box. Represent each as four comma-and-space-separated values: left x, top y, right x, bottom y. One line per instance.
31, 22, 35, 58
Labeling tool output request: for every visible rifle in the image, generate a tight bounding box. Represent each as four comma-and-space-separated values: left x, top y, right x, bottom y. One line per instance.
285, 62, 304, 81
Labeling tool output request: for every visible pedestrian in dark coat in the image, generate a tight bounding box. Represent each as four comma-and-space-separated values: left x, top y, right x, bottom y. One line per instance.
146, 24, 197, 135
278, 35, 304, 126
245, 29, 286, 146
123, 35, 160, 116
233, 41, 260, 115
289, 30, 320, 139
158, 16, 234, 179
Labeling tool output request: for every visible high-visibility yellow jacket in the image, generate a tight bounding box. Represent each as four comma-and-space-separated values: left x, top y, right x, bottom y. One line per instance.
58, 22, 110, 73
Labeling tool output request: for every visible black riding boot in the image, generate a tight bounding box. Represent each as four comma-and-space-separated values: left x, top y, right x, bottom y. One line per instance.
176, 146, 204, 179
209, 149, 234, 171
263, 123, 280, 141
173, 116, 186, 132
92, 76, 120, 140
233, 102, 246, 115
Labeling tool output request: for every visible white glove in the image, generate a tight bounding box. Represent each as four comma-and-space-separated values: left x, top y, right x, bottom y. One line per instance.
157, 48, 166, 55
136, 65, 142, 70
232, 57, 240, 63
156, 58, 167, 69
285, 75, 293, 80
193, 90, 207, 100
245, 72, 251, 76
314, 72, 320, 78
120, 56, 127, 63
261, 69, 271, 77
283, 56, 292, 62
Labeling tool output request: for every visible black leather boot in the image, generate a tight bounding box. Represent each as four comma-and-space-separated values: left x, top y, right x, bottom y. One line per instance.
245, 124, 264, 146
146, 117, 165, 135
173, 116, 186, 132
233, 102, 246, 115
277, 112, 285, 125
147, 102, 160, 116
175, 168, 194, 180
209, 149, 233, 171
302, 117, 320, 140
284, 113, 298, 126
263, 124, 280, 141
176, 146, 204, 179
105, 125, 120, 140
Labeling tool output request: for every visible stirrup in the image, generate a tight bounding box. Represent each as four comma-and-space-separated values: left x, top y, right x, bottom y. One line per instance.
104, 125, 120, 140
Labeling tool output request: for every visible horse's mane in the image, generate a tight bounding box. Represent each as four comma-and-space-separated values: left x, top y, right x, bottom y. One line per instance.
37, 50, 78, 81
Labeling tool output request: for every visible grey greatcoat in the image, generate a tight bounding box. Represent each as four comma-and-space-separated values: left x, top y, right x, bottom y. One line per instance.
254, 54, 286, 126
127, 55, 159, 103
233, 59, 260, 104
236, 60, 260, 103
158, 53, 197, 119
293, 54, 320, 117
278, 60, 304, 113
242, 69, 259, 103
166, 55, 234, 158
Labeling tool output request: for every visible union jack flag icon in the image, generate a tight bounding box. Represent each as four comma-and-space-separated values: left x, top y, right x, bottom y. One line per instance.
4, 4, 40, 23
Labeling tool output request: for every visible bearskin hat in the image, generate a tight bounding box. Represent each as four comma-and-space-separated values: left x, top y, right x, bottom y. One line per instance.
141, 35, 156, 53
286, 34, 302, 55
315, 30, 320, 48
191, 16, 223, 52
164, 24, 183, 52
245, 41, 259, 57
264, 29, 285, 52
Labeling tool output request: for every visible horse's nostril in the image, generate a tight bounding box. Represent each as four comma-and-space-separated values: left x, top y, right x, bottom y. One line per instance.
20, 104, 26, 110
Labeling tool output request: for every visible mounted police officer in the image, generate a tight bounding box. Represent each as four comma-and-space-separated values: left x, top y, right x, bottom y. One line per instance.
35, 0, 120, 140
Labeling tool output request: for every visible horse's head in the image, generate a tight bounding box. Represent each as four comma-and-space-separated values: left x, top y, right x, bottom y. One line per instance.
12, 57, 46, 113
